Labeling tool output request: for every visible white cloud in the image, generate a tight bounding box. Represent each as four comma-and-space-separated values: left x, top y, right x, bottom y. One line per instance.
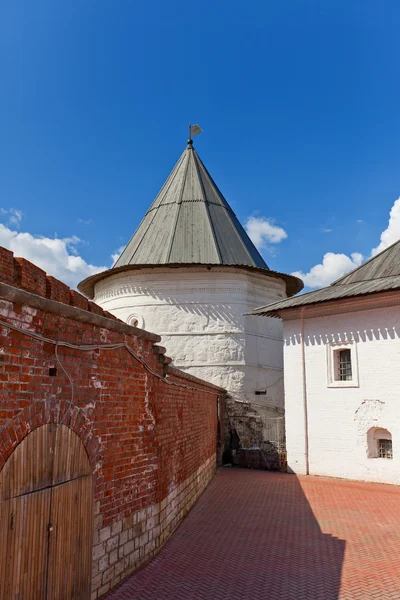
322, 228, 332, 233
1, 208, 22, 228
0, 223, 109, 289
292, 252, 363, 289
371, 197, 400, 256
78, 218, 93, 225
245, 216, 287, 250
111, 246, 126, 265
293, 196, 400, 290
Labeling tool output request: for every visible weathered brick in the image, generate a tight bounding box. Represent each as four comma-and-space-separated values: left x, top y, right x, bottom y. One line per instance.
98, 583, 111, 596
94, 514, 104, 531
129, 549, 140, 567
98, 554, 109, 572
106, 535, 119, 553
92, 543, 105, 561
91, 573, 102, 591
68, 289, 89, 310
111, 520, 122, 536
88, 300, 105, 316
14, 257, 46, 297
99, 526, 111, 543
0, 247, 14, 284
114, 560, 124, 577
123, 540, 134, 556
46, 276, 70, 303
119, 530, 128, 546
0, 243, 219, 600
102, 565, 115, 585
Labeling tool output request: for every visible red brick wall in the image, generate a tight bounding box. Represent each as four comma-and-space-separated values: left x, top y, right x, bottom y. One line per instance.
0, 248, 222, 596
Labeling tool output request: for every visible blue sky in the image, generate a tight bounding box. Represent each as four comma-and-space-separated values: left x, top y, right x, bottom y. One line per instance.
1, 1, 400, 289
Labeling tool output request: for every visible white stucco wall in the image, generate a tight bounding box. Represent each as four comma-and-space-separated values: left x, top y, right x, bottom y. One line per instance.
93, 266, 286, 410
283, 302, 400, 484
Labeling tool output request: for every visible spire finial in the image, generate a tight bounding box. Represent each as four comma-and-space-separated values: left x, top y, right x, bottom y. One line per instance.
188, 123, 203, 146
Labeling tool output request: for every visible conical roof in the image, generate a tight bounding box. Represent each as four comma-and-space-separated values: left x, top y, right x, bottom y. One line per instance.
114, 141, 269, 269
78, 140, 303, 299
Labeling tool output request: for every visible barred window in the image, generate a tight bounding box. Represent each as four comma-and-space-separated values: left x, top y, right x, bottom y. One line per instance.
367, 428, 393, 459
378, 439, 393, 459
337, 349, 352, 381
328, 343, 359, 387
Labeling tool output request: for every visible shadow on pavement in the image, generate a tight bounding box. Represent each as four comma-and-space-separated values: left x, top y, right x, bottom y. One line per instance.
106, 468, 345, 600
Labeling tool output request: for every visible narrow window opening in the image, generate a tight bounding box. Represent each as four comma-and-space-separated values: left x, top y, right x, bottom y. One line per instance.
49, 367, 57, 377
336, 349, 352, 381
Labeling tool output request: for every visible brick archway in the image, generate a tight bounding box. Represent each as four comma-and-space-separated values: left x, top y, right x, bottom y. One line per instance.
0, 398, 101, 473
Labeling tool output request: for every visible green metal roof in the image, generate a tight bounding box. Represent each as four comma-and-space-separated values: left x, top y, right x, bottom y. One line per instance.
114, 141, 269, 269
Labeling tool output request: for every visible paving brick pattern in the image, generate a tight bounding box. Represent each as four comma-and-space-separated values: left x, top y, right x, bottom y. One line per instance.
106, 469, 400, 600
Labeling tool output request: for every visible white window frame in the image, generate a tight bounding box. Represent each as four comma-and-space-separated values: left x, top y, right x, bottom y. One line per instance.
327, 341, 359, 388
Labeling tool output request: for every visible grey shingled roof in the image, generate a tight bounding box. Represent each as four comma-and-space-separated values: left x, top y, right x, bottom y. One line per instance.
249, 239, 400, 317
114, 140, 269, 269
78, 140, 303, 299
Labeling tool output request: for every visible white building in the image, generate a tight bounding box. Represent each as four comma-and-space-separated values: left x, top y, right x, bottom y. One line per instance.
79, 138, 301, 422
250, 241, 400, 484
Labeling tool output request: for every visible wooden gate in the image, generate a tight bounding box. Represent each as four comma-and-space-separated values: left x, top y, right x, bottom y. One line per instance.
0, 424, 94, 600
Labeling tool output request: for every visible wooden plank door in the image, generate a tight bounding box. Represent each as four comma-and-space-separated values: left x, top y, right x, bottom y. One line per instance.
0, 424, 94, 600
0, 489, 51, 600
46, 475, 94, 600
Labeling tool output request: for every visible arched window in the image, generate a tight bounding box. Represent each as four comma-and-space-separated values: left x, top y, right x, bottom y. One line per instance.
367, 427, 393, 459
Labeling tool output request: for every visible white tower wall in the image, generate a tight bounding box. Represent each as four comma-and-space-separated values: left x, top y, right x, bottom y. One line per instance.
93, 266, 286, 410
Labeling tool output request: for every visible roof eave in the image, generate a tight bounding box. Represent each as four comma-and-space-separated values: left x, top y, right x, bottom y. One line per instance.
247, 286, 400, 318
78, 263, 303, 299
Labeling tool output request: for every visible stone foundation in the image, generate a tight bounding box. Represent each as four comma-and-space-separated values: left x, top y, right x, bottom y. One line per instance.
91, 454, 216, 598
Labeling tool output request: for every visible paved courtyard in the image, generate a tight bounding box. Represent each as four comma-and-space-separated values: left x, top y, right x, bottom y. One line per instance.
106, 469, 400, 600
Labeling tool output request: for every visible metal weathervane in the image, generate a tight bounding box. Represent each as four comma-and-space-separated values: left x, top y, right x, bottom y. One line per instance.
188, 124, 203, 143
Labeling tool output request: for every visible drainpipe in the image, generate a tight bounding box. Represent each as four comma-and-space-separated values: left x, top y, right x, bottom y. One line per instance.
300, 307, 310, 475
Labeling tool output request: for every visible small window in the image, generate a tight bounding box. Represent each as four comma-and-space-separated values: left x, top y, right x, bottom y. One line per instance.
367, 427, 393, 459
327, 343, 359, 387
378, 439, 393, 459
127, 314, 143, 329
337, 349, 352, 381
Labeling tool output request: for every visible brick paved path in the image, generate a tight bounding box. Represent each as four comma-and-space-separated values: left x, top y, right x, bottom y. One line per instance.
106, 469, 400, 600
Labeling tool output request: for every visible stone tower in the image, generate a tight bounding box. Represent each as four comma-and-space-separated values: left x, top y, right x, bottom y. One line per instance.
79, 139, 302, 425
